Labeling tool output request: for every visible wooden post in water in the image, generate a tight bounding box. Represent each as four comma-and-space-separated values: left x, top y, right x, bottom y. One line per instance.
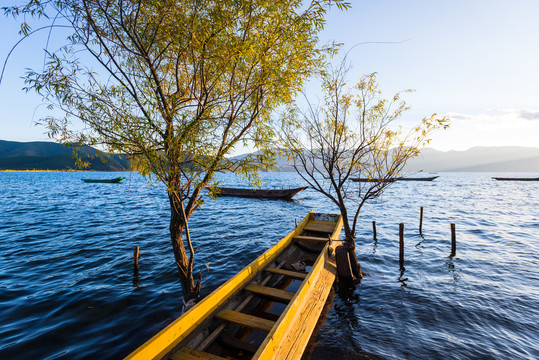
450, 223, 456, 257
399, 223, 405, 267
295, 218, 298, 227
419, 207, 424, 234
134, 246, 140, 270
372, 221, 377, 241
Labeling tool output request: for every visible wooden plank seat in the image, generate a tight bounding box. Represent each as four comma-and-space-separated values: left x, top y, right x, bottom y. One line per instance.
293, 235, 329, 242
244, 284, 295, 303
171, 346, 227, 360
215, 309, 275, 332
265, 267, 308, 280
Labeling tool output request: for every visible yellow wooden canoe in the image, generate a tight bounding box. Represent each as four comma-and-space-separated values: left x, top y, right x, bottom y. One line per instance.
124, 211, 343, 360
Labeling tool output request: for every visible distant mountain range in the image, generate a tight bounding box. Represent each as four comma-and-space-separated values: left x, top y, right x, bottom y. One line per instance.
404, 147, 539, 172
267, 146, 539, 172
1, 140, 538, 172
0, 140, 130, 171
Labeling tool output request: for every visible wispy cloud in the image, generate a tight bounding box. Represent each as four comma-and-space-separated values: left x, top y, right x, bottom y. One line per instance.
446, 109, 539, 122
444, 112, 474, 121
508, 109, 539, 121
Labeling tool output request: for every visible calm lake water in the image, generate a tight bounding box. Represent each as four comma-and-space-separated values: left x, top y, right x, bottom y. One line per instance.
0, 171, 537, 359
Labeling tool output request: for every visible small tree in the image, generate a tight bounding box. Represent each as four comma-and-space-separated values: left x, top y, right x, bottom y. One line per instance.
280, 62, 448, 275
3, 0, 351, 300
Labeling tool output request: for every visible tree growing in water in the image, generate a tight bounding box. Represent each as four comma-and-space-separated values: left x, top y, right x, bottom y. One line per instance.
3, 0, 350, 300
280, 62, 449, 279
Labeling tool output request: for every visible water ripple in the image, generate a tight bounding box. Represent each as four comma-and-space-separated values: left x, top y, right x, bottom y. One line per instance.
0, 172, 538, 359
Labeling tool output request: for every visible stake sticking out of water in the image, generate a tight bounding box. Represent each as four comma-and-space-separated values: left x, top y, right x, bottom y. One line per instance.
450, 223, 456, 257
399, 223, 405, 268
419, 207, 424, 234
134, 246, 141, 271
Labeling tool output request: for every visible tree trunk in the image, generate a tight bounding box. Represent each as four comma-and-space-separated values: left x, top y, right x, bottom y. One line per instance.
338, 204, 356, 249
169, 193, 201, 301
338, 205, 362, 281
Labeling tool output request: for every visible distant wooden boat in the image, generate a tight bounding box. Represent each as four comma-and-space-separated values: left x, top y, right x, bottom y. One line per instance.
124, 211, 343, 360
210, 186, 308, 199
351, 176, 439, 182
492, 177, 539, 181
81, 176, 125, 183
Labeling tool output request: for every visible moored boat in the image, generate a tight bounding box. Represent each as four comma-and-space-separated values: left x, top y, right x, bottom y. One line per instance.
351, 176, 439, 182
209, 186, 308, 199
81, 177, 125, 183
492, 177, 539, 181
124, 211, 343, 360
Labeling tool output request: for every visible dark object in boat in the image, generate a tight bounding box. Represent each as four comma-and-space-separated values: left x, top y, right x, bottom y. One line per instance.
210, 186, 308, 199
492, 177, 539, 181
123, 212, 344, 360
350, 176, 439, 182
81, 176, 125, 183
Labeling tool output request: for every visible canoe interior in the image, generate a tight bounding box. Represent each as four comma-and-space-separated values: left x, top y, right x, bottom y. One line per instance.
125, 212, 343, 360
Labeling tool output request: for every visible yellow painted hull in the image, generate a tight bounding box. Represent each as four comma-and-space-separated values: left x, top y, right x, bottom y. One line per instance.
125, 211, 343, 360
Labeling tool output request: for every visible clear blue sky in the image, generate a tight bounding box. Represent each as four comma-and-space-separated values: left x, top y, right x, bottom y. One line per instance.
1, 0, 539, 151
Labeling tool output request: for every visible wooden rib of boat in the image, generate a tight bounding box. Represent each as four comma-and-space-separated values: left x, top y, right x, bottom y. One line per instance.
124, 211, 343, 360
210, 186, 308, 199
492, 177, 539, 181
350, 176, 439, 182
81, 176, 125, 183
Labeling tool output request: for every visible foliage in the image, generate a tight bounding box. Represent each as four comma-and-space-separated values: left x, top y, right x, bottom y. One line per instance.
3, 0, 351, 299
280, 61, 449, 242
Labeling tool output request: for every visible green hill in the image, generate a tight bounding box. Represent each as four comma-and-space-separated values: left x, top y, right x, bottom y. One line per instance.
0, 140, 130, 171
